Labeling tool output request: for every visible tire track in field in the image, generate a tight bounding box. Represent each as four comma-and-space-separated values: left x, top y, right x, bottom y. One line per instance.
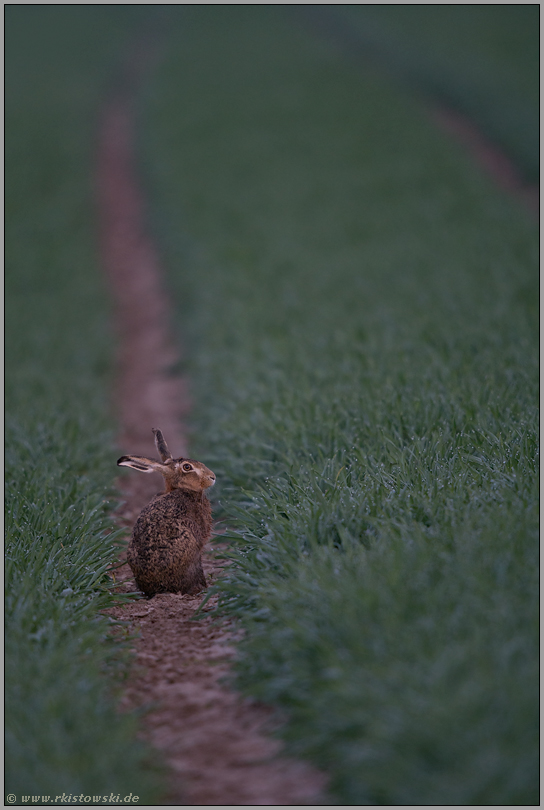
96, 59, 327, 806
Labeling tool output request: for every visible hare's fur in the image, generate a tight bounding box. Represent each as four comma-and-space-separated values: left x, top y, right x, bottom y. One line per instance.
117, 429, 215, 597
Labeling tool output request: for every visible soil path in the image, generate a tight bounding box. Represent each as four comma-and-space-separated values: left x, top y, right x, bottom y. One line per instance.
96, 95, 327, 805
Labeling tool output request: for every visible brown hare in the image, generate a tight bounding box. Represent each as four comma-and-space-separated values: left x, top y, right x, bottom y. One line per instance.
117, 428, 215, 597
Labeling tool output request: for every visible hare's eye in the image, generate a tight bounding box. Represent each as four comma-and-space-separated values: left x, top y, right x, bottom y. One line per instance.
182, 463, 193, 472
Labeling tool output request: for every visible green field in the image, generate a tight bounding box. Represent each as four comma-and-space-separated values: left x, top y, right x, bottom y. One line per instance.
5, 7, 160, 800
139, 6, 539, 804
5, 5, 538, 805
331, 4, 539, 182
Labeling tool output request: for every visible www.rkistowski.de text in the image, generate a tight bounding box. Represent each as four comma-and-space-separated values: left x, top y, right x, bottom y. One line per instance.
6, 793, 140, 804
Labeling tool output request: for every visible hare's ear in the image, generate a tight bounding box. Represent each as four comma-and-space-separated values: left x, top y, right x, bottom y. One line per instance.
117, 455, 165, 474
152, 428, 173, 462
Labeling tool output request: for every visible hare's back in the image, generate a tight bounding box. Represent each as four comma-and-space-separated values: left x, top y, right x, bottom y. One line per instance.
133, 490, 195, 536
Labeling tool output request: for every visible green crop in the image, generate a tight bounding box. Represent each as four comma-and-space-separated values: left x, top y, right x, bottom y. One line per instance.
330, 4, 539, 182
5, 7, 161, 800
140, 7, 538, 804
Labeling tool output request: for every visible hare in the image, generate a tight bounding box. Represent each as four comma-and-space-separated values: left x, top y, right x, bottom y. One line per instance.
117, 428, 215, 597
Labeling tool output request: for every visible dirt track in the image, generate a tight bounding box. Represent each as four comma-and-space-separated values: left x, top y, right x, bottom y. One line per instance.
96, 96, 327, 805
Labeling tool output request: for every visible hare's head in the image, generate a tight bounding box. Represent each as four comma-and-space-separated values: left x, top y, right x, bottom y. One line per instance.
117, 428, 216, 494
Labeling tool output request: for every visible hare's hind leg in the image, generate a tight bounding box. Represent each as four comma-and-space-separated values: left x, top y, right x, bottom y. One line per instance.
180, 561, 207, 595
193, 564, 207, 594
